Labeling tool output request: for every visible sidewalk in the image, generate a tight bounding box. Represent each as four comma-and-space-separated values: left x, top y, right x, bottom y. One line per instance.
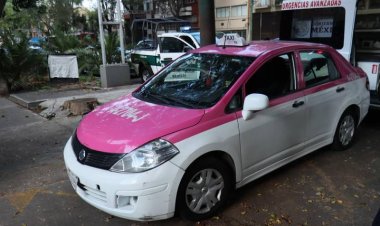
8, 83, 141, 119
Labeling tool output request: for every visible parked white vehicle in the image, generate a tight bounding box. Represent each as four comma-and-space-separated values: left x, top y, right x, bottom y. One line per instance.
280, 0, 380, 107
130, 32, 200, 82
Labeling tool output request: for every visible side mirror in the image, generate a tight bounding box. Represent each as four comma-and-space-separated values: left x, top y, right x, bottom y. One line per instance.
183, 46, 192, 52
242, 94, 269, 120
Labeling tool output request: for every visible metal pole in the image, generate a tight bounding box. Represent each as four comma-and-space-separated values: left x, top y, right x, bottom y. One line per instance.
259, 12, 262, 40
199, 0, 215, 46
248, 0, 253, 41
116, 0, 125, 63
97, 0, 106, 65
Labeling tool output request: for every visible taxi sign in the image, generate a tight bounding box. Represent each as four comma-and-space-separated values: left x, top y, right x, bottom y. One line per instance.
216, 33, 247, 47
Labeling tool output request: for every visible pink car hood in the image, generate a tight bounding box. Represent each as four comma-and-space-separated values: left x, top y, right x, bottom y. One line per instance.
76, 95, 205, 154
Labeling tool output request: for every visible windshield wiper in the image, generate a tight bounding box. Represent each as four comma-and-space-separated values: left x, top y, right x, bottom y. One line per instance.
142, 91, 172, 105
158, 94, 201, 108
136, 89, 202, 108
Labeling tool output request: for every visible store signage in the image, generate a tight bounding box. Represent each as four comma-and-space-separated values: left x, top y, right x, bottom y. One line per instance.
311, 18, 333, 38
291, 17, 334, 38
282, 0, 342, 10
291, 19, 311, 38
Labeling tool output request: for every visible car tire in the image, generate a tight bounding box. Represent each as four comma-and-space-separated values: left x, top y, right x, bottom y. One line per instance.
332, 111, 357, 151
140, 66, 151, 83
176, 157, 233, 221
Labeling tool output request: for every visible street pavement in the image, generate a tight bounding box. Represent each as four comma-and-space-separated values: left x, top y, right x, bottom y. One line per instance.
0, 87, 379, 226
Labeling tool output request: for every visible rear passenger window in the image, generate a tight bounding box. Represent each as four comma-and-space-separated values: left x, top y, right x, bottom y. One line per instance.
300, 50, 340, 87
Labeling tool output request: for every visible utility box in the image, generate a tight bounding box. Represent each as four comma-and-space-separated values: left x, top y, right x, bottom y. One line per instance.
100, 64, 131, 88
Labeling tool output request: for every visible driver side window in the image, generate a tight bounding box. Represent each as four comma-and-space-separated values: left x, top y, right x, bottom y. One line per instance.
245, 53, 296, 99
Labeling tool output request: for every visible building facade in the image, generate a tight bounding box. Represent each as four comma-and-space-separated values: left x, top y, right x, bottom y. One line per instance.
141, 0, 199, 29
214, 0, 249, 39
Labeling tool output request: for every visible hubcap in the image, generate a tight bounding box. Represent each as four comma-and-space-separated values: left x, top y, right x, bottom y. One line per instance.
142, 70, 150, 82
339, 115, 355, 146
185, 169, 224, 214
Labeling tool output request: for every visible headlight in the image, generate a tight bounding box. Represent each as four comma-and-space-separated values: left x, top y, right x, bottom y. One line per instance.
110, 139, 179, 173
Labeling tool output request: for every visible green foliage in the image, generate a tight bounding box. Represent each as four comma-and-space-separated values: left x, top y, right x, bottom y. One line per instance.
68, 47, 101, 77
45, 30, 81, 53
64, 32, 122, 77
49, 1, 73, 32
0, 30, 47, 91
0, 1, 46, 38
12, 0, 38, 11
105, 32, 121, 64
87, 10, 98, 32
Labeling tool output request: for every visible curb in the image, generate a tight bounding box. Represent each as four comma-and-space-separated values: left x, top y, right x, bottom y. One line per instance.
8, 94, 46, 110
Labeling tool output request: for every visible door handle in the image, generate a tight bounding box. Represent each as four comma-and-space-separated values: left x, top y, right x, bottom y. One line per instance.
163, 58, 172, 61
336, 87, 345, 93
292, 100, 304, 108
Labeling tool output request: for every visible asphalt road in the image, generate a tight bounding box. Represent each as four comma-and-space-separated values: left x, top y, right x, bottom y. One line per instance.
0, 98, 379, 226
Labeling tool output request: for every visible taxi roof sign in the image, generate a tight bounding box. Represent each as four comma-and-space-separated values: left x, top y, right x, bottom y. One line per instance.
216, 33, 247, 47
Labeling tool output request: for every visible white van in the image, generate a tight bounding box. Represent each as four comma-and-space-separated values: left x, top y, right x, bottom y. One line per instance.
280, 0, 380, 107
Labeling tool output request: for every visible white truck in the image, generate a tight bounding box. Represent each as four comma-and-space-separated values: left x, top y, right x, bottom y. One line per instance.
130, 32, 200, 82
280, 0, 380, 107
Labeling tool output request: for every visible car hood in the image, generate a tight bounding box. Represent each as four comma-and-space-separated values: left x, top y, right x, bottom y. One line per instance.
76, 94, 205, 154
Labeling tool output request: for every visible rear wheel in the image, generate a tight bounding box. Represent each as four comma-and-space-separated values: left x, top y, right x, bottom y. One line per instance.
176, 157, 233, 221
332, 111, 357, 151
140, 66, 151, 83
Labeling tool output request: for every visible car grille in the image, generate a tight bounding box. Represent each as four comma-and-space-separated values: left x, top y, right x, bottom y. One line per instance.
71, 131, 124, 170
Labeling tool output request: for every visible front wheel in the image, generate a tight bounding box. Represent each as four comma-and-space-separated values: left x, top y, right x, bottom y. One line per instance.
176, 157, 233, 221
332, 111, 357, 151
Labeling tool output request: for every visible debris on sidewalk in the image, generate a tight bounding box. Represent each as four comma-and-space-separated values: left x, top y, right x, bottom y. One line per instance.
63, 98, 98, 116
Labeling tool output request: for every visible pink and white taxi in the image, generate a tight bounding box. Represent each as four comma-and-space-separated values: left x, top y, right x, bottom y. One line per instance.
64, 34, 369, 221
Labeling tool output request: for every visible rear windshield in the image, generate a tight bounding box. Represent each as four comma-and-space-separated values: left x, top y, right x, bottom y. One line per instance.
279, 7, 345, 49
133, 53, 255, 109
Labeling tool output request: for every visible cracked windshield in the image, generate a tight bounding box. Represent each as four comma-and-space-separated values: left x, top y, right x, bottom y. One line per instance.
134, 53, 254, 109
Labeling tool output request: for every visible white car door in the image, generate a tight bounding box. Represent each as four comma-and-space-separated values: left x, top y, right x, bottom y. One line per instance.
159, 36, 194, 70
299, 50, 347, 147
237, 53, 307, 180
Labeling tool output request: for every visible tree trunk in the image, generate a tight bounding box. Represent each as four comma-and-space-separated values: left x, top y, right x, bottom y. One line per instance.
0, 77, 9, 96
63, 98, 98, 116
0, 0, 6, 17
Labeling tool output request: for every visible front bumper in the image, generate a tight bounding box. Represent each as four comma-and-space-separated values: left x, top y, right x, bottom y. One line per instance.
63, 137, 185, 221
